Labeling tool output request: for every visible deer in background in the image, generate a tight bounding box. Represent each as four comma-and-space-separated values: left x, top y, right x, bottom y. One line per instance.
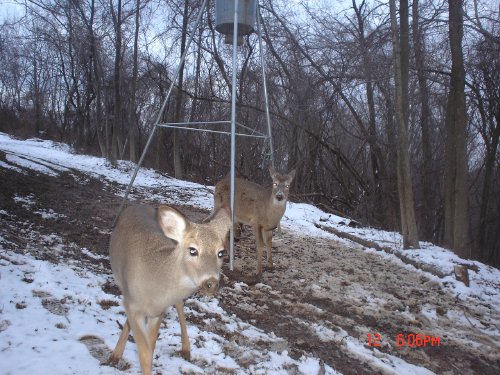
108, 204, 231, 375
213, 166, 296, 276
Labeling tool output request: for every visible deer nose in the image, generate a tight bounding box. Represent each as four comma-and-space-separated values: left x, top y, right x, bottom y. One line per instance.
200, 277, 219, 296
275, 192, 284, 201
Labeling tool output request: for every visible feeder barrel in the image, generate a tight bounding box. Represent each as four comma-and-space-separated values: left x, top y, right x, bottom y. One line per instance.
215, 0, 257, 36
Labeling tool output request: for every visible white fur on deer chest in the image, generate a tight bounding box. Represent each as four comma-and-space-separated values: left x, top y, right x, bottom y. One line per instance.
126, 266, 197, 317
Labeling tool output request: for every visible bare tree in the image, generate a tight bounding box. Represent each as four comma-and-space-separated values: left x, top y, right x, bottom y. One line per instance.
128, 0, 142, 163
469, 34, 500, 264
444, 0, 469, 257
389, 0, 420, 248
412, 0, 436, 240
110, 0, 124, 166
172, 0, 191, 179
352, 0, 388, 226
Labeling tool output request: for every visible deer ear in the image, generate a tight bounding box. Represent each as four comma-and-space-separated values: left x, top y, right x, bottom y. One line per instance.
157, 205, 187, 242
269, 165, 277, 178
210, 206, 232, 238
287, 169, 296, 183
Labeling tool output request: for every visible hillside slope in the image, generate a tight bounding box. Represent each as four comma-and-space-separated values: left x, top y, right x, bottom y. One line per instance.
1, 133, 499, 374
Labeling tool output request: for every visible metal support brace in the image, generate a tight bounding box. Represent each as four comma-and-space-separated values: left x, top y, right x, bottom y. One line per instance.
157, 120, 267, 138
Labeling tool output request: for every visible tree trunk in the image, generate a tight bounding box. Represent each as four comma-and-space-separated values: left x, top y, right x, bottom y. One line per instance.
188, 26, 203, 123
89, 0, 107, 159
111, 0, 123, 166
390, 0, 420, 249
412, 0, 435, 240
129, 0, 141, 163
379, 83, 399, 231
444, 0, 469, 257
353, 0, 387, 227
32, 58, 42, 135
478, 108, 499, 261
172, 0, 190, 179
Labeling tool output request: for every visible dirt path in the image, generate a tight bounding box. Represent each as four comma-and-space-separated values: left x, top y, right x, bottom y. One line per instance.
220, 230, 499, 374
1, 158, 498, 374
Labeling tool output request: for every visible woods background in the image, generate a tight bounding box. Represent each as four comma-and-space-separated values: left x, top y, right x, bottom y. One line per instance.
0, 0, 498, 266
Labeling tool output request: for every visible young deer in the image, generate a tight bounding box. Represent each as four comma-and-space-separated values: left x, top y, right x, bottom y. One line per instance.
108, 204, 231, 375
213, 166, 295, 276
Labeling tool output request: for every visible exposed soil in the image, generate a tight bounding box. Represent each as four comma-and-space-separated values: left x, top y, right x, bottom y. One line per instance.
1, 154, 499, 375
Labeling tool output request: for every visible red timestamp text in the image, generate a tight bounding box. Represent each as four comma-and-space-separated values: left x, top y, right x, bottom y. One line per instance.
367, 333, 441, 348
396, 333, 441, 347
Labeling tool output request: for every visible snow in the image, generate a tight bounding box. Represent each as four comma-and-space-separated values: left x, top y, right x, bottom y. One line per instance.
1, 132, 499, 374
0, 250, 108, 375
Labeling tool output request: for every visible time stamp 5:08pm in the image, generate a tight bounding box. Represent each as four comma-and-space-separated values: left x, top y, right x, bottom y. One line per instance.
367, 333, 442, 348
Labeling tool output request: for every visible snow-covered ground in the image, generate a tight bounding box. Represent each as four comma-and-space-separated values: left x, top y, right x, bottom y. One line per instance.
1, 132, 499, 374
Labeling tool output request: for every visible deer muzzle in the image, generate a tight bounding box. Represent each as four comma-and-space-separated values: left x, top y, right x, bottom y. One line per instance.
199, 276, 219, 296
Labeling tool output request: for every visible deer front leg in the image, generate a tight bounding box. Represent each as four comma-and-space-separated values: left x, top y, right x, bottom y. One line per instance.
109, 318, 130, 365
254, 225, 264, 276
147, 314, 164, 356
175, 302, 191, 361
128, 311, 154, 375
263, 228, 273, 270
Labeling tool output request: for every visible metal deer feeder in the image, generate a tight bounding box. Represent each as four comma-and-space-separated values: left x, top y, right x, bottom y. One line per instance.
117, 0, 274, 272
215, 0, 257, 45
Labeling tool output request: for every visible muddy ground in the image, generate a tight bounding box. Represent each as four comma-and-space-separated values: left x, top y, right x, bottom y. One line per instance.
0, 157, 499, 375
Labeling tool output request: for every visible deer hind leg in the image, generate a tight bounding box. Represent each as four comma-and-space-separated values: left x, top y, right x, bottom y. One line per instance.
263, 229, 273, 270
254, 225, 264, 276
109, 318, 130, 364
127, 310, 154, 375
175, 302, 191, 361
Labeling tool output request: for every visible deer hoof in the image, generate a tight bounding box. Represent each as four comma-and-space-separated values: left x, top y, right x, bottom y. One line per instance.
107, 354, 120, 366
181, 349, 191, 361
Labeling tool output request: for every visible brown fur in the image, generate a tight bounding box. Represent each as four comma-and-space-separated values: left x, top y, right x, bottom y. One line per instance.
108, 204, 231, 374
213, 166, 295, 276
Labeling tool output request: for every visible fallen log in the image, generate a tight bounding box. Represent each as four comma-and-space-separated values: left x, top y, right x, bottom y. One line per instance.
314, 223, 449, 279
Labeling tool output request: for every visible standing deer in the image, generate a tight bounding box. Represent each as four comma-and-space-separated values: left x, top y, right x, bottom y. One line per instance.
213, 166, 295, 276
108, 204, 231, 375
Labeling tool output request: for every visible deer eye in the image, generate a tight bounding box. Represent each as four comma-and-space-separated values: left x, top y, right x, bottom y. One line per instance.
218, 249, 227, 258
273, 183, 278, 187
189, 247, 198, 256
285, 185, 289, 189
